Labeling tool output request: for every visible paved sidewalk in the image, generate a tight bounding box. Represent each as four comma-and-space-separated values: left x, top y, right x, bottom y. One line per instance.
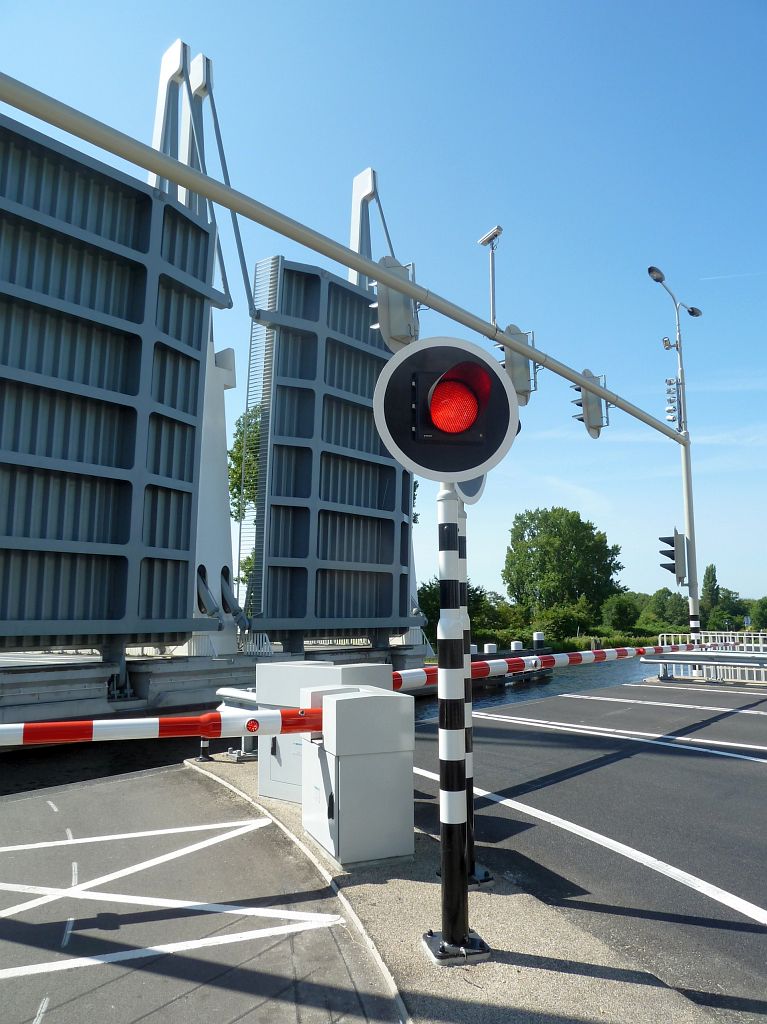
188, 755, 717, 1024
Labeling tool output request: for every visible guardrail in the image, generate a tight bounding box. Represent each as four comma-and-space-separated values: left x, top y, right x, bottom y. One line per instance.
655, 633, 767, 684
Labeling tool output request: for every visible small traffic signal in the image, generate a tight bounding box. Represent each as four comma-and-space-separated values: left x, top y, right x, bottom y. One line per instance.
370, 256, 419, 353
571, 369, 607, 439
373, 336, 519, 483
659, 529, 687, 586
500, 323, 536, 406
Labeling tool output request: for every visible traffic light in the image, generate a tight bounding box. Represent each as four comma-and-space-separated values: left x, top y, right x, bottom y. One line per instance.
500, 324, 536, 406
373, 336, 519, 483
659, 529, 687, 586
369, 256, 419, 353
571, 368, 607, 439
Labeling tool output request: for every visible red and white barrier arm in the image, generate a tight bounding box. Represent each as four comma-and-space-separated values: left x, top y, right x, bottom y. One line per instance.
0, 705, 322, 747
391, 643, 697, 692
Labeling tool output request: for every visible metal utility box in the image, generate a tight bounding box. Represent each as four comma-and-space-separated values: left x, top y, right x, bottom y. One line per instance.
254, 660, 392, 803
301, 685, 414, 866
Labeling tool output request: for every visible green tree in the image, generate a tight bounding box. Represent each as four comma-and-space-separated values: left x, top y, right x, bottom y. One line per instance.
228, 405, 261, 521
747, 596, 767, 631
601, 593, 641, 632
707, 587, 748, 631
533, 596, 593, 642
416, 578, 510, 646
636, 588, 689, 632
236, 549, 256, 586
501, 507, 623, 613
700, 563, 720, 627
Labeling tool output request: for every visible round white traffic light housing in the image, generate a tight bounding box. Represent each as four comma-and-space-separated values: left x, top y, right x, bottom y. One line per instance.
373, 336, 519, 483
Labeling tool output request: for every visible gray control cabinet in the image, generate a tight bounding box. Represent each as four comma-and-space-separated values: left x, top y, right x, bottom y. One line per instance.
301, 686, 414, 865
0, 115, 219, 651
255, 660, 393, 803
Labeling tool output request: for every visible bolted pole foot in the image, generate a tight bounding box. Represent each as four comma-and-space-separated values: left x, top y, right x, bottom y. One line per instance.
422, 929, 491, 966
468, 862, 494, 890
196, 738, 213, 762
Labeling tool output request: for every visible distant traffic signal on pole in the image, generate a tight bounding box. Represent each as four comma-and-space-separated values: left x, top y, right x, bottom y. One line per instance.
571, 368, 608, 439
500, 323, 536, 406
373, 336, 519, 483
369, 256, 419, 353
659, 528, 687, 586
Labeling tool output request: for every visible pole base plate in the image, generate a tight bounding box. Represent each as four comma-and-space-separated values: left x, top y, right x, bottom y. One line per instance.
422, 929, 491, 966
468, 862, 494, 890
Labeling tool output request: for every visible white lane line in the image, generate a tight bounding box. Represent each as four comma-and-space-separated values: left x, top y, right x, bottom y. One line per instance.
61, 917, 74, 948
0, 882, 345, 923
0, 919, 339, 981
32, 995, 49, 1023
45, 802, 58, 813
0, 819, 268, 854
626, 682, 767, 697
566, 694, 767, 716
0, 820, 268, 920
473, 711, 767, 763
70, 863, 78, 887
414, 766, 767, 926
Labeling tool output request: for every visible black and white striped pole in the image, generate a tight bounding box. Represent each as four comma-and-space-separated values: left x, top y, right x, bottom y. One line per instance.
423, 483, 490, 964
457, 501, 492, 888
372, 335, 519, 966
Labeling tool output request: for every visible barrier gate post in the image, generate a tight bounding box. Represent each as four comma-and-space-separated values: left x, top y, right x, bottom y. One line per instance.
423, 483, 490, 965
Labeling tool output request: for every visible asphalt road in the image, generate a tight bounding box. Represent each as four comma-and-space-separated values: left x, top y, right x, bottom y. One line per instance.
0, 760, 401, 1024
415, 679, 767, 1023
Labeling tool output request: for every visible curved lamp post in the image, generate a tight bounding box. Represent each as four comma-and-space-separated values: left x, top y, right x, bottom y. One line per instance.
648, 266, 702, 646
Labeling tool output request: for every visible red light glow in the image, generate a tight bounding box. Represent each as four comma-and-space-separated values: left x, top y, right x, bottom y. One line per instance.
429, 380, 479, 433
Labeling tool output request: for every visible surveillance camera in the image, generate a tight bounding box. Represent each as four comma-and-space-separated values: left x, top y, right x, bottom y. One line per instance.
662, 337, 672, 349
477, 225, 503, 246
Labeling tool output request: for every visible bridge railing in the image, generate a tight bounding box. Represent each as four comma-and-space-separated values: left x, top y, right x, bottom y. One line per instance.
656, 633, 767, 684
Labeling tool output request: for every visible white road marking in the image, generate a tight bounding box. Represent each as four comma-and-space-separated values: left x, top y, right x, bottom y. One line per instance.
0, 820, 268, 920
473, 711, 767, 762
45, 802, 58, 813
61, 917, 74, 948
0, 818, 269, 855
414, 766, 767, 926
566, 694, 767, 715
70, 863, 78, 887
0, 919, 339, 980
626, 682, 767, 697
32, 996, 49, 1023
0, 882, 344, 923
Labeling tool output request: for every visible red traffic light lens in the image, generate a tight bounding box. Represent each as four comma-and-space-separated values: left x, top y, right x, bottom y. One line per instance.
429, 380, 479, 433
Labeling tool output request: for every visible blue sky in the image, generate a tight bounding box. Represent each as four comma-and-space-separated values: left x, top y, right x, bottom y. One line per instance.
3, 1, 765, 600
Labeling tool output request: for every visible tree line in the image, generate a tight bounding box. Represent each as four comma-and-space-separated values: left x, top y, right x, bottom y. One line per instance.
417, 506, 766, 651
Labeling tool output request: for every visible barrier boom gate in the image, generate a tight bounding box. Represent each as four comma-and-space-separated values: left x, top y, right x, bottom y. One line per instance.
0, 706, 322, 747
392, 642, 698, 692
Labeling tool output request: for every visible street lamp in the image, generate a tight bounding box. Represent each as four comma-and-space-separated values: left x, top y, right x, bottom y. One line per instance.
478, 225, 503, 326
647, 265, 703, 647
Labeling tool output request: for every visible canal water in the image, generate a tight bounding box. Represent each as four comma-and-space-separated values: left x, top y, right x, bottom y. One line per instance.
414, 654, 656, 722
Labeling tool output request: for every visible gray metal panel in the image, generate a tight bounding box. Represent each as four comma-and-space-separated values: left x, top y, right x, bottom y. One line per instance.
242, 257, 420, 646
0, 114, 218, 650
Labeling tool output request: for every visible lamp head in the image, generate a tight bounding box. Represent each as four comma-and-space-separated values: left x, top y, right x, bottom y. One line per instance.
648, 266, 665, 283
687, 306, 703, 318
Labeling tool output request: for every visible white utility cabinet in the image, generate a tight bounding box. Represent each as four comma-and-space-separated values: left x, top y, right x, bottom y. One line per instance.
249, 661, 393, 803
301, 684, 414, 866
